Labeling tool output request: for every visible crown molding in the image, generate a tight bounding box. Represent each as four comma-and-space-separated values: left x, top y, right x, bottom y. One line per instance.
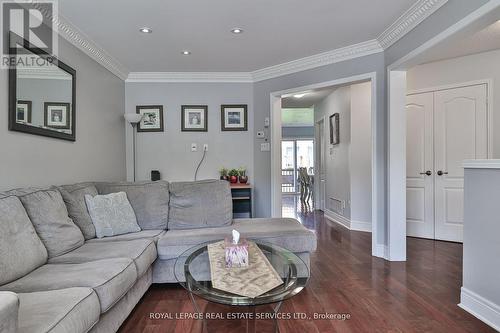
126, 72, 253, 83
55, 15, 129, 80
251, 39, 383, 82
377, 0, 448, 49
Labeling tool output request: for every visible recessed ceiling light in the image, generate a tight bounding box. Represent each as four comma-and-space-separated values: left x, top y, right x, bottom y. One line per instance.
293, 93, 307, 99
139, 27, 152, 33
231, 28, 243, 34
181, 50, 191, 55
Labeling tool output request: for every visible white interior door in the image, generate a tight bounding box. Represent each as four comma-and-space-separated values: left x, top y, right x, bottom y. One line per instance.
434, 85, 488, 242
406, 92, 435, 239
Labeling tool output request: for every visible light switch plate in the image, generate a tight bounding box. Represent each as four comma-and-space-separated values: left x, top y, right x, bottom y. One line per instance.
191, 143, 197, 152
260, 142, 270, 151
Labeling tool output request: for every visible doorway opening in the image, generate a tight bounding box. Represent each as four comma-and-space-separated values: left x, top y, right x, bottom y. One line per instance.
270, 73, 378, 255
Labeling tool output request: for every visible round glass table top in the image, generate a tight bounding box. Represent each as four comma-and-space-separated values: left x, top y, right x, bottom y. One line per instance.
174, 240, 309, 306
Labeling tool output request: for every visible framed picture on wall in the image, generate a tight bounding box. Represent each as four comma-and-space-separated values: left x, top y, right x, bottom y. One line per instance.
44, 102, 71, 129
136, 105, 164, 132
181, 105, 208, 132
329, 113, 339, 145
16, 100, 32, 124
221, 104, 247, 131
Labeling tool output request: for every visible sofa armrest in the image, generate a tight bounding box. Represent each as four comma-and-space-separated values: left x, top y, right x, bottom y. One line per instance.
0, 292, 19, 333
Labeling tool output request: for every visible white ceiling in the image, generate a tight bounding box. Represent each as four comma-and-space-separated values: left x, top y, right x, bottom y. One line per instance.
281, 87, 336, 108
59, 0, 417, 72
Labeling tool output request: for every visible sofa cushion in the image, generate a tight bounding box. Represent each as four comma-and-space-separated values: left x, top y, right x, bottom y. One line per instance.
0, 259, 137, 313
18, 288, 99, 333
168, 180, 232, 230
85, 192, 141, 238
48, 239, 157, 277
0, 196, 48, 285
86, 229, 166, 244
17, 189, 84, 258
58, 183, 98, 240
0, 291, 18, 333
95, 181, 169, 230
157, 218, 317, 260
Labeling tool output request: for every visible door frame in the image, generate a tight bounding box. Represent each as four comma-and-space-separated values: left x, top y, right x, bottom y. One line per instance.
281, 137, 315, 194
387, 1, 499, 261
270, 72, 379, 257
314, 116, 326, 211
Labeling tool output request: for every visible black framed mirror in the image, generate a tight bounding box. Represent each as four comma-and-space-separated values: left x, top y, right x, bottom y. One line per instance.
8, 32, 76, 141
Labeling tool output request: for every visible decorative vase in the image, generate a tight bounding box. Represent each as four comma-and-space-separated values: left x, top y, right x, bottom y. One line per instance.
230, 176, 238, 183
220, 175, 229, 181
239, 176, 248, 184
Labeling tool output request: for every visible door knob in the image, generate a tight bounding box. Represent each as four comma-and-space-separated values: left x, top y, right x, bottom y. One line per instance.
437, 170, 448, 176
420, 171, 432, 176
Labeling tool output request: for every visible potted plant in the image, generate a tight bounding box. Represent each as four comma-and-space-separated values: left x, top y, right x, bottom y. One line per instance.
228, 169, 239, 183
238, 167, 248, 184
219, 167, 229, 181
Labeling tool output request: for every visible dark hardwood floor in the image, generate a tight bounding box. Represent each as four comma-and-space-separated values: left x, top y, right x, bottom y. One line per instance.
119, 202, 494, 332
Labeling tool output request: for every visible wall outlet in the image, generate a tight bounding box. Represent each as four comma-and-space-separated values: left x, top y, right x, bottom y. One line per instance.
257, 131, 265, 138
203, 144, 208, 152
260, 142, 270, 151
191, 143, 197, 152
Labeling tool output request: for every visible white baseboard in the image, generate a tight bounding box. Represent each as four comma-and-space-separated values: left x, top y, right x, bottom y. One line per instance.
324, 210, 371, 233
350, 220, 372, 232
459, 287, 500, 331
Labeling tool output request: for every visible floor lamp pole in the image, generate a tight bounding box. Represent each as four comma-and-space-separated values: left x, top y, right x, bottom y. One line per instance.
132, 123, 137, 182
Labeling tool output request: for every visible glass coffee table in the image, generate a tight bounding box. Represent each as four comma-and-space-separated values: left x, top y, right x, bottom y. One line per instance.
174, 240, 309, 333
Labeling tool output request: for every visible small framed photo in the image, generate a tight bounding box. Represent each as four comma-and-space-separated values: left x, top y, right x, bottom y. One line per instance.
44, 102, 71, 129
16, 100, 32, 124
221, 105, 247, 131
181, 105, 208, 132
329, 113, 339, 145
136, 105, 164, 132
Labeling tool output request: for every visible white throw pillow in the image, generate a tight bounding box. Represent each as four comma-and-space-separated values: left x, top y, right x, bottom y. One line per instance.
84, 192, 141, 238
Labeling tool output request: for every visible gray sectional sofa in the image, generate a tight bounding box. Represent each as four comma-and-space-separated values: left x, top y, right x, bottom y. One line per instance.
0, 180, 316, 333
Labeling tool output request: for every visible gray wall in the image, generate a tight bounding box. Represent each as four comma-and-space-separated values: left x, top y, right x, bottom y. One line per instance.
124, 82, 254, 182
462, 167, 500, 322
313, 82, 372, 224
0, 36, 126, 190
350, 82, 372, 225
315, 86, 352, 219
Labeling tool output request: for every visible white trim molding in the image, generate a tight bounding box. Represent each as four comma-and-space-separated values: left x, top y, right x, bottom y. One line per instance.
463, 159, 500, 169
56, 15, 129, 80
126, 72, 253, 83
459, 287, 500, 331
378, 0, 449, 49
324, 210, 372, 233
252, 40, 383, 82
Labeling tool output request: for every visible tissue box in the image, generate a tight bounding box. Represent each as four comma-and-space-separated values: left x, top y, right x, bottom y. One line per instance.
224, 238, 249, 268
